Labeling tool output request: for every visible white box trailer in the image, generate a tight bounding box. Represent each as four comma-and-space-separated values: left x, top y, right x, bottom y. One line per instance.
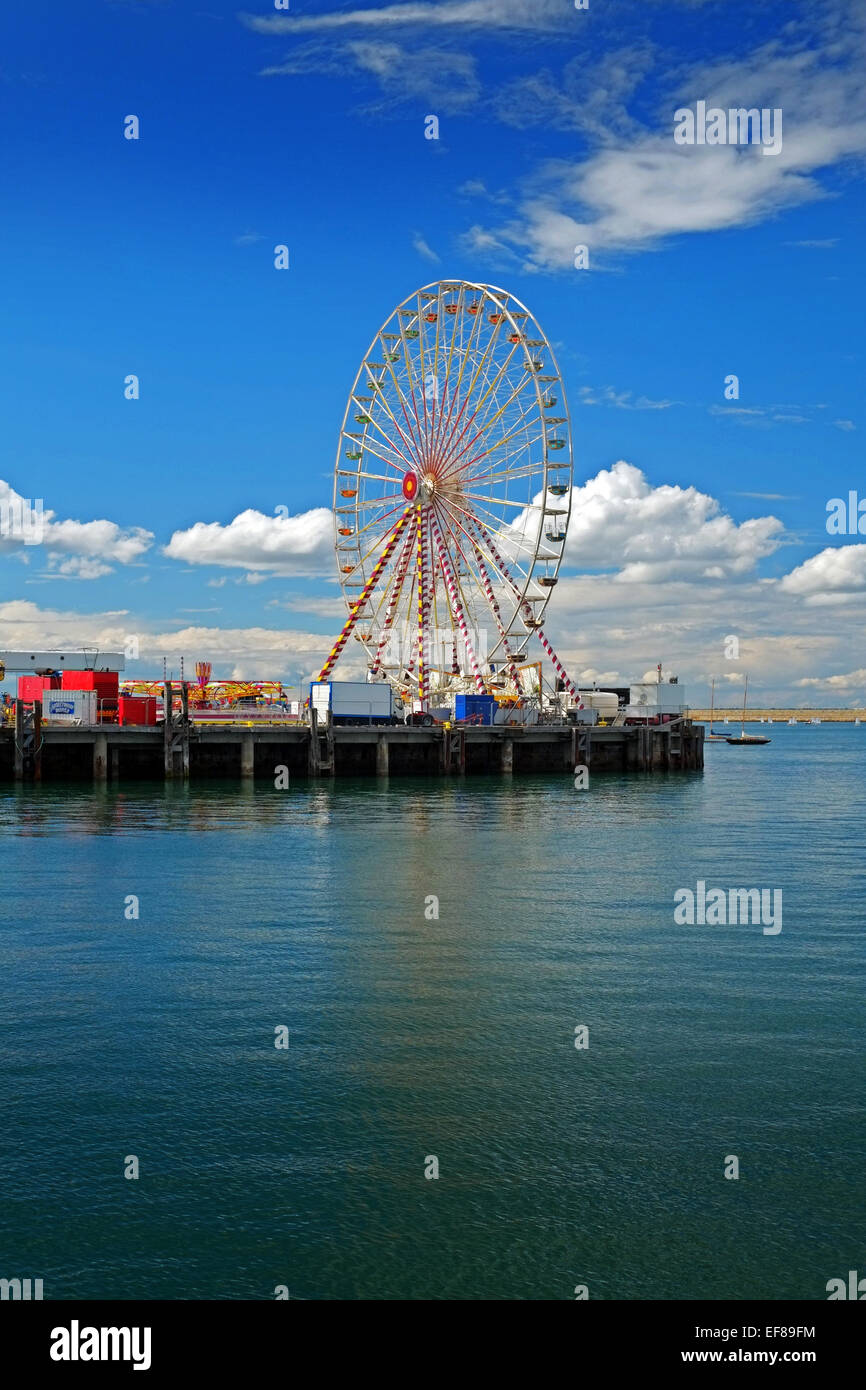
310, 681, 397, 725
43, 691, 98, 724
627, 681, 687, 719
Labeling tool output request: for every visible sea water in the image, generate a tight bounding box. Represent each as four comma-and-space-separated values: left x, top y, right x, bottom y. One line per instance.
0, 725, 863, 1300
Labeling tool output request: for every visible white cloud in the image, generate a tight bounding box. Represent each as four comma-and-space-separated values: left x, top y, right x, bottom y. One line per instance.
5, 458, 866, 703
779, 544, 866, 605
242, 1, 566, 36
471, 12, 866, 265
579, 385, 677, 410
164, 506, 333, 578
0, 599, 340, 686
795, 668, 866, 690
260, 38, 480, 110
412, 232, 440, 263
557, 461, 784, 582
0, 479, 153, 577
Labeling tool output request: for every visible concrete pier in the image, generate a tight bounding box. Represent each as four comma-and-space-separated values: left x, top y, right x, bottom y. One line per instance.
93, 733, 108, 782
241, 735, 255, 780
376, 735, 389, 777
501, 737, 513, 774
0, 719, 704, 783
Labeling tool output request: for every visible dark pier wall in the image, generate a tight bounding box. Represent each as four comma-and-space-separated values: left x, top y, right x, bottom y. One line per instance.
0, 721, 704, 783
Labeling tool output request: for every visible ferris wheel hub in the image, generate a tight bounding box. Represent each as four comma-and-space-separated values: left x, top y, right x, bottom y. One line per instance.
402, 470, 418, 501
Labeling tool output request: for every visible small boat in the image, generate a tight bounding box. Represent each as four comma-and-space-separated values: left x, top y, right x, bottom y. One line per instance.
706, 678, 728, 741
726, 675, 770, 744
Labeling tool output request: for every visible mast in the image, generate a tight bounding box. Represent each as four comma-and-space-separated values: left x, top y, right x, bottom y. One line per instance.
741, 673, 748, 736
710, 677, 715, 732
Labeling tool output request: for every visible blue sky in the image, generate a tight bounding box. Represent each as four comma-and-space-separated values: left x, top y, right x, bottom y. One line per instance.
1, 0, 864, 702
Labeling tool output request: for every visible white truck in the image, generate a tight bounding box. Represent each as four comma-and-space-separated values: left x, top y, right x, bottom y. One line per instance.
310, 680, 399, 726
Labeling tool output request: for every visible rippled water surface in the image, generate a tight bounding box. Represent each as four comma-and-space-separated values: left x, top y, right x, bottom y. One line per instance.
1, 725, 864, 1299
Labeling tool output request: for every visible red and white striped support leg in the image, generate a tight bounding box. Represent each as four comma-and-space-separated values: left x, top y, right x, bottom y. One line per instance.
371, 524, 416, 677
317, 507, 413, 683
429, 512, 487, 694
468, 517, 583, 708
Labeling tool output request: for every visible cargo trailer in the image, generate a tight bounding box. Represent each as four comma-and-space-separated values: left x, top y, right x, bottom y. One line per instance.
310, 681, 398, 725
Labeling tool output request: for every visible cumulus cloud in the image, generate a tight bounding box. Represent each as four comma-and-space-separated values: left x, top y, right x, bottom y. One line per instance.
0, 479, 153, 577
164, 506, 333, 578
779, 544, 866, 605
6, 458, 866, 703
555, 461, 784, 582
795, 668, 866, 690
0, 599, 341, 685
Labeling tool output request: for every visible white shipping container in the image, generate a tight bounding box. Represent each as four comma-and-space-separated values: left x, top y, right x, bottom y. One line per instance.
310, 681, 395, 721
629, 682, 686, 715
44, 691, 98, 724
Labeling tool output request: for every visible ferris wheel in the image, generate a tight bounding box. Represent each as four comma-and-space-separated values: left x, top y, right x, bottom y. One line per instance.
318, 280, 578, 704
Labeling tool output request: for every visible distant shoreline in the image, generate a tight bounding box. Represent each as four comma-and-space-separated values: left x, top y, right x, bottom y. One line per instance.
692, 708, 865, 723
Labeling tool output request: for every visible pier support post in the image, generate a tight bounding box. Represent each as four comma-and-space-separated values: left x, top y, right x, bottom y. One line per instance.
14, 700, 42, 781
163, 682, 174, 779
93, 733, 108, 782
14, 701, 24, 781
181, 683, 190, 779
308, 709, 320, 777
163, 681, 190, 779
241, 735, 255, 780
501, 737, 513, 774
110, 745, 120, 780
376, 734, 389, 777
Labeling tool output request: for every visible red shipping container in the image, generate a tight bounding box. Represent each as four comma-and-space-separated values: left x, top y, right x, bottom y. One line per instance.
18, 676, 48, 701
61, 669, 119, 697
17, 675, 61, 700
118, 696, 158, 726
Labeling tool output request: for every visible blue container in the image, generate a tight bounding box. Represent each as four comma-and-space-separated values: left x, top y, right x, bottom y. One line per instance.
455, 694, 497, 725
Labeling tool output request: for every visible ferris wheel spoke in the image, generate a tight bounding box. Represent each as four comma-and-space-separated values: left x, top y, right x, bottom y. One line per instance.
362, 382, 425, 472
376, 333, 428, 465
392, 318, 432, 471
445, 491, 540, 571
453, 393, 543, 478
353, 409, 419, 474
436, 332, 525, 477
429, 283, 469, 464
442, 398, 542, 483
418, 296, 445, 464
352, 498, 412, 551
461, 429, 548, 486
428, 290, 491, 468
